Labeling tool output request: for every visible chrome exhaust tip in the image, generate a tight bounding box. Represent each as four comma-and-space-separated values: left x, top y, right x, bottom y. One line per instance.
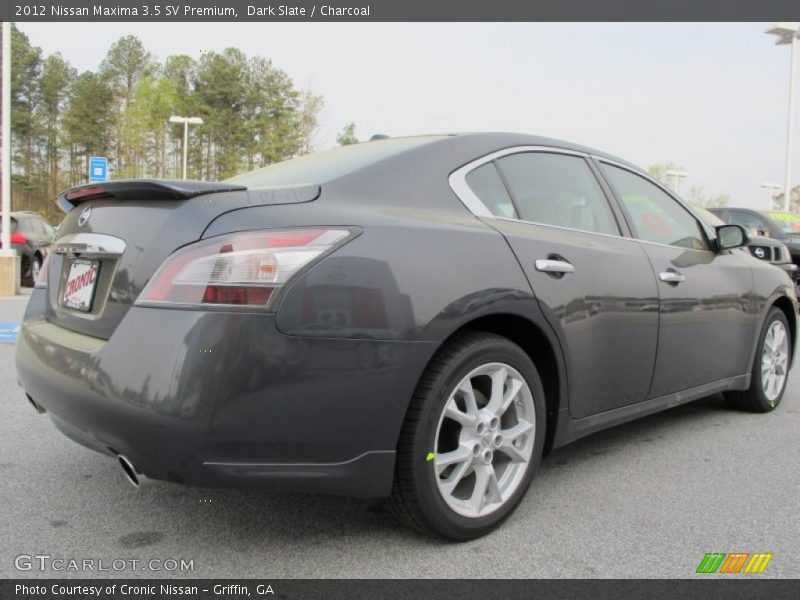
118, 455, 150, 488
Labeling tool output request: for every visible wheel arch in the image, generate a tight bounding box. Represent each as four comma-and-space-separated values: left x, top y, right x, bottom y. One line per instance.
771, 295, 797, 366
433, 312, 567, 456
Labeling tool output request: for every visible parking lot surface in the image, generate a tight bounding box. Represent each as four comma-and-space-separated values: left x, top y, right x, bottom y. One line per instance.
1, 291, 799, 578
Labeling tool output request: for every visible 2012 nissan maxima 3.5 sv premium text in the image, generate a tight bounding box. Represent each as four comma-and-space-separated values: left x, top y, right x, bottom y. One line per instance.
16, 133, 797, 539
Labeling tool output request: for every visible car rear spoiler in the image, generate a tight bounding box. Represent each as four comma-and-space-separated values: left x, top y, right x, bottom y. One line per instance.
57, 179, 249, 212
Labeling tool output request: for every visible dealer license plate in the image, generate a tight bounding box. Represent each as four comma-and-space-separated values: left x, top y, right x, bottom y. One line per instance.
62, 259, 100, 312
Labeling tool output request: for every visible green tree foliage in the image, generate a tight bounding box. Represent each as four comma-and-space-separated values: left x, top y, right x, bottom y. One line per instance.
686, 186, 730, 208
3, 31, 324, 223
336, 122, 358, 146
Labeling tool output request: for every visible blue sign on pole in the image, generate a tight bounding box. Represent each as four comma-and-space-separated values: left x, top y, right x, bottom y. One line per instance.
88, 156, 108, 182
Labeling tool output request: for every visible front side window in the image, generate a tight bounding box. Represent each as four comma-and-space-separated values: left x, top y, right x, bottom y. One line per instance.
491, 152, 620, 236
600, 163, 708, 250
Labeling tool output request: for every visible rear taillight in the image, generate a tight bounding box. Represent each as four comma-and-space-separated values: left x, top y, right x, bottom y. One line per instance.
136, 228, 357, 308
34, 254, 50, 289
10, 232, 27, 244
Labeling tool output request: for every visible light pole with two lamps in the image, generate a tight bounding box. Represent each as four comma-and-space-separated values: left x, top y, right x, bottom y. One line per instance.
169, 115, 204, 180
664, 169, 689, 193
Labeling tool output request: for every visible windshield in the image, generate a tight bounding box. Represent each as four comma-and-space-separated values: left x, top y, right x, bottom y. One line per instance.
765, 212, 800, 238
225, 136, 445, 188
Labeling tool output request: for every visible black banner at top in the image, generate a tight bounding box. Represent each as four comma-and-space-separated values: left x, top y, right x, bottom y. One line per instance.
1, 0, 800, 22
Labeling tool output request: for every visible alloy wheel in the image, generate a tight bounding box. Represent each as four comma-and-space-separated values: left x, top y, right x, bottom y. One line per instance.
433, 362, 535, 518
30, 258, 41, 283
761, 320, 789, 403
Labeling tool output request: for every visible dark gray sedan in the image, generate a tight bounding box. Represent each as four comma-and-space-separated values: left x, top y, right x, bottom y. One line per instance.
15, 133, 797, 539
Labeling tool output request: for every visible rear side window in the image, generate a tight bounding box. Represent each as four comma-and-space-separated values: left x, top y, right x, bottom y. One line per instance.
600, 163, 708, 250
495, 152, 620, 236
465, 163, 517, 219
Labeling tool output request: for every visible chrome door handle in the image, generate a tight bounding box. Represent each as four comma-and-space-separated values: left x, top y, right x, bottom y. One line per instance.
535, 259, 575, 274
658, 270, 685, 283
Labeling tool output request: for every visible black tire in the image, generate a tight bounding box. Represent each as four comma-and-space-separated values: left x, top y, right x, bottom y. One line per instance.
725, 307, 791, 412
384, 332, 546, 540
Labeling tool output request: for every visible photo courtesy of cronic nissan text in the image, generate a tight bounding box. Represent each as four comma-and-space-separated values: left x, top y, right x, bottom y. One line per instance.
0, 1, 799, 598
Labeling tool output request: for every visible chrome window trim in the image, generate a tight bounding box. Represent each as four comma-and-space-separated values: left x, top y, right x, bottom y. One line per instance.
448, 145, 590, 219
449, 145, 720, 252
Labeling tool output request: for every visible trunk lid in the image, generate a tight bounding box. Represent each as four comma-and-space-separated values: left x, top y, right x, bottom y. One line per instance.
45, 179, 319, 339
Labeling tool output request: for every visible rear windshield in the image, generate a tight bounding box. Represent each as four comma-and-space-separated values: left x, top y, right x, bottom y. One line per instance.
225, 136, 444, 188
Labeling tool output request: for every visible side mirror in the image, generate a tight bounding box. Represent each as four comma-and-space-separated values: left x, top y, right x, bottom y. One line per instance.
716, 224, 748, 251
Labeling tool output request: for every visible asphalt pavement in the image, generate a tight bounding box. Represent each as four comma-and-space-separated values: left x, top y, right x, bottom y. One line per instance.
1, 290, 799, 578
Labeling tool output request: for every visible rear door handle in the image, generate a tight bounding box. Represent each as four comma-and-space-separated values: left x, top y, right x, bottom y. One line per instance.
658, 270, 685, 283
535, 259, 575, 274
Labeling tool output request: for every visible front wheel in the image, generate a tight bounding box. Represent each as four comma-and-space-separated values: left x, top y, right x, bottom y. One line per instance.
385, 332, 546, 540
725, 307, 792, 412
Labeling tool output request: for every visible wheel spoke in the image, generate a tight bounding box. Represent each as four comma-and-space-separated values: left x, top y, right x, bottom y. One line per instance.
444, 398, 476, 427
468, 464, 499, 512
488, 376, 523, 418
458, 381, 480, 418
768, 373, 777, 397
434, 445, 472, 474
502, 419, 534, 442
438, 460, 472, 496
764, 331, 775, 353
485, 366, 508, 414
497, 438, 527, 462
485, 466, 502, 502
774, 327, 786, 352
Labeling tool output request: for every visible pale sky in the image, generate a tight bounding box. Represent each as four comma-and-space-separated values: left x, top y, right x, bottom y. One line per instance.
17, 22, 800, 209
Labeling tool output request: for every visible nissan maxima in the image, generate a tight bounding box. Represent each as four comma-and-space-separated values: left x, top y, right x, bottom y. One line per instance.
15, 133, 797, 540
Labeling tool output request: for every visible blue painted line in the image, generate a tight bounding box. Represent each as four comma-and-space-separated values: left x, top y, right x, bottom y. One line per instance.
0, 322, 20, 343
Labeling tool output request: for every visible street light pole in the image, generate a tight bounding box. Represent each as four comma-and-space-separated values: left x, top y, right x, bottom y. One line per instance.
761, 183, 783, 209
765, 23, 800, 212
785, 33, 797, 211
169, 115, 203, 179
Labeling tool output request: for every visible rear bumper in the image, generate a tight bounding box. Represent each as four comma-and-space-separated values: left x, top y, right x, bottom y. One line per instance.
15, 289, 437, 497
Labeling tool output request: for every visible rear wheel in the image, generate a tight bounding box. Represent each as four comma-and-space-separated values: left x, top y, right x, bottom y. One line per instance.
725, 307, 791, 412
385, 332, 545, 540
23, 255, 41, 287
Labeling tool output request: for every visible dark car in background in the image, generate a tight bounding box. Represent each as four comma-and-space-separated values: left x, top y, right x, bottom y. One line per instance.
710, 207, 800, 267
697, 207, 800, 291
15, 134, 797, 540
0, 211, 56, 286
